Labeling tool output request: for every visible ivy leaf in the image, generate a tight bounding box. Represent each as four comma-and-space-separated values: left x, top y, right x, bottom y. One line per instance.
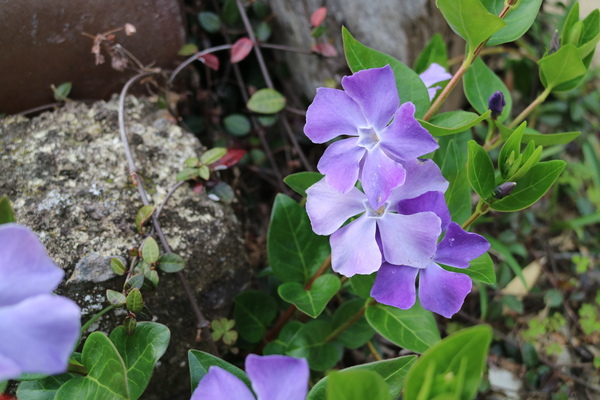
278, 275, 341, 318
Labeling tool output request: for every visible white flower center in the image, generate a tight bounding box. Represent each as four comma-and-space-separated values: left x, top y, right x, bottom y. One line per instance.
357, 127, 380, 151
364, 200, 389, 218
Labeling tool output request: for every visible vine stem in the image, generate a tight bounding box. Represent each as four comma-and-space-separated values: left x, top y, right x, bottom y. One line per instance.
80, 305, 115, 335
118, 73, 219, 356
508, 86, 552, 129
167, 44, 234, 85
461, 201, 490, 230
324, 302, 368, 343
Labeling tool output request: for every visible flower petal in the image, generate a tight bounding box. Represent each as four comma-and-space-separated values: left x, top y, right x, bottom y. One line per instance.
341, 66, 399, 132
317, 137, 364, 194
419, 63, 452, 88
361, 146, 406, 209
191, 366, 255, 400
396, 191, 451, 231
0, 295, 80, 378
330, 216, 380, 277
434, 222, 490, 268
388, 159, 448, 204
304, 88, 366, 143
0, 224, 64, 307
379, 102, 439, 161
371, 263, 419, 310
377, 212, 441, 269
306, 179, 366, 236
0, 353, 21, 382
246, 354, 309, 400
419, 262, 472, 318
426, 86, 441, 101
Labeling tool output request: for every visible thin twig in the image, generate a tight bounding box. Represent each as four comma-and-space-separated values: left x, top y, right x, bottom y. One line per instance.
259, 43, 313, 55
168, 44, 234, 85
15, 102, 63, 116
155, 181, 186, 220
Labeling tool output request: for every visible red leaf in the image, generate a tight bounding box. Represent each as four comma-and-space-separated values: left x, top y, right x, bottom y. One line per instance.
310, 7, 327, 27
230, 38, 254, 63
192, 182, 205, 194
198, 53, 220, 71
311, 43, 338, 57
210, 148, 247, 170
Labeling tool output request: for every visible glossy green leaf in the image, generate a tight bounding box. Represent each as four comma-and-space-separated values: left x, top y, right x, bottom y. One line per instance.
484, 0, 543, 46
158, 253, 185, 273
441, 252, 496, 284
110, 257, 126, 276
234, 290, 278, 343
521, 131, 580, 146
178, 43, 198, 56
188, 350, 251, 393
176, 167, 200, 182
342, 27, 430, 118
498, 122, 526, 178
223, 114, 252, 136
278, 275, 341, 318
326, 370, 388, 400
16, 374, 78, 400
0, 196, 15, 224
491, 160, 566, 211
538, 44, 587, 92
198, 11, 221, 33
55, 332, 129, 399
467, 140, 496, 200
404, 325, 492, 400
509, 142, 542, 181
200, 147, 227, 165
284, 172, 324, 197
286, 320, 339, 371
107, 289, 127, 307
263, 320, 304, 355
365, 302, 440, 354
420, 110, 491, 136
463, 58, 512, 122
135, 205, 155, 234
125, 274, 144, 291
110, 322, 170, 400
123, 316, 137, 336
144, 270, 159, 287
413, 33, 448, 73
126, 288, 144, 313
141, 237, 160, 264
349, 273, 376, 298
331, 299, 374, 349
441, 140, 471, 225
267, 194, 330, 283
247, 89, 286, 114
436, 0, 506, 48
53, 82, 72, 101
307, 356, 417, 400
560, 3, 580, 45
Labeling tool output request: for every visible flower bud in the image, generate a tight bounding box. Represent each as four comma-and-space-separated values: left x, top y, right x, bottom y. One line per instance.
549, 30, 560, 54
493, 182, 517, 199
488, 91, 506, 120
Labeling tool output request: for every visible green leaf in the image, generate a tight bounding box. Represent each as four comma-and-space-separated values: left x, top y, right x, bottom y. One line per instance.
441, 140, 471, 225
326, 370, 388, 400
467, 140, 496, 199
331, 299, 374, 349
178, 43, 198, 56
509, 142, 542, 181
198, 165, 210, 181
188, 350, 251, 393
198, 11, 221, 33
413, 33, 449, 73
286, 320, 339, 371
365, 302, 440, 354
263, 321, 304, 355
498, 122, 526, 178
538, 44, 587, 92
278, 275, 341, 318
222, 0, 242, 25
55, 332, 129, 399
223, 114, 252, 136
158, 253, 185, 273
485, 235, 526, 288
463, 58, 512, 122
234, 290, 278, 343
123, 316, 137, 336
110, 322, 170, 400
560, 3, 580, 46
284, 172, 324, 197
490, 160, 566, 211
107, 289, 127, 307
404, 325, 492, 400
135, 205, 155, 234
144, 270, 159, 287
53, 82, 72, 101
125, 274, 144, 291
420, 110, 491, 136
247, 89, 286, 114
16, 374, 78, 400
200, 147, 227, 165
436, 0, 506, 48
342, 27, 430, 118
126, 288, 144, 313
0, 195, 15, 224
307, 356, 417, 400
176, 167, 200, 181
141, 237, 160, 264
110, 258, 127, 275
484, 0, 543, 46
349, 273, 376, 298
441, 252, 496, 284
267, 194, 330, 283
522, 131, 580, 146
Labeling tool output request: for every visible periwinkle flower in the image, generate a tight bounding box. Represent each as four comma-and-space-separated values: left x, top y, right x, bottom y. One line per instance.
0, 224, 81, 381
306, 159, 448, 277
419, 63, 453, 100
488, 91, 506, 120
191, 354, 309, 400
304, 65, 438, 209
371, 196, 490, 318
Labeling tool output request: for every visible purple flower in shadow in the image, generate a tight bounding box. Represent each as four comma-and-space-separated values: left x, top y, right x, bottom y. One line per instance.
191, 354, 309, 400
371, 195, 490, 318
304, 65, 438, 209
0, 224, 81, 381
419, 63, 452, 100
306, 159, 448, 277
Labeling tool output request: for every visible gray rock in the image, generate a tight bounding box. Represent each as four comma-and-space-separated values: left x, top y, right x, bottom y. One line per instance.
0, 97, 251, 399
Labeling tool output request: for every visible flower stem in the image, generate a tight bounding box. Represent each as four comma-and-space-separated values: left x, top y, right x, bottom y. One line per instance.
367, 340, 383, 361
325, 304, 367, 343
80, 305, 114, 335
508, 86, 552, 129
461, 200, 490, 230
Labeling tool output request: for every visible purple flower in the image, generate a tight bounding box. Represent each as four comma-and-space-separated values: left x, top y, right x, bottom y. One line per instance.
304, 65, 439, 209
488, 91, 506, 119
191, 354, 309, 400
419, 63, 452, 100
371, 196, 490, 318
0, 224, 81, 381
306, 159, 448, 277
